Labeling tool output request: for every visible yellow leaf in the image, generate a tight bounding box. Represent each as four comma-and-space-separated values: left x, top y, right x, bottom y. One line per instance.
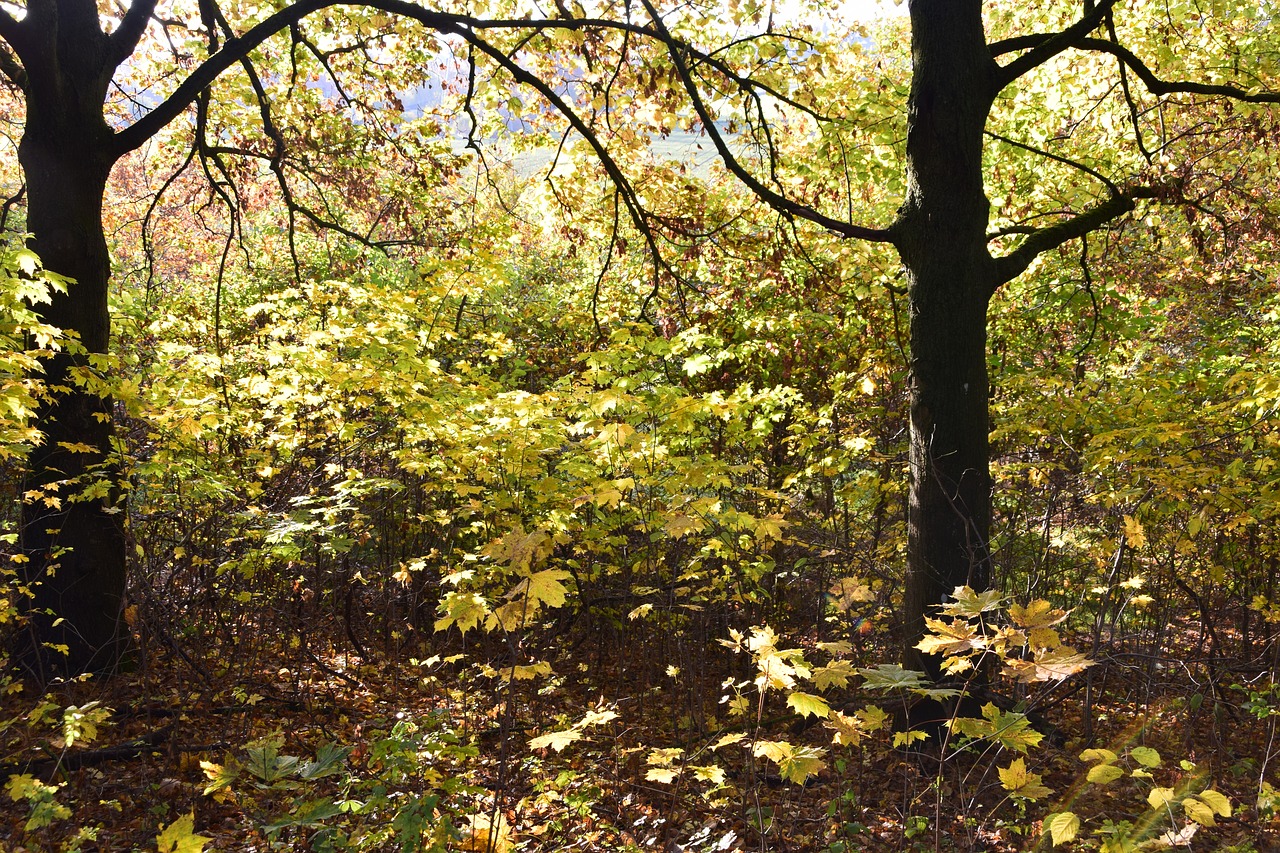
1123, 515, 1147, 549
1086, 763, 1124, 784
1045, 811, 1080, 846
1147, 787, 1176, 809
827, 577, 874, 611
458, 813, 513, 853
712, 732, 747, 750
516, 568, 573, 608
528, 729, 581, 752
1182, 796, 1217, 826
645, 767, 680, 783
787, 692, 830, 719
998, 758, 1052, 800
1009, 599, 1068, 630
1196, 789, 1231, 817
813, 660, 856, 691
690, 764, 726, 785
156, 811, 210, 853
751, 740, 826, 784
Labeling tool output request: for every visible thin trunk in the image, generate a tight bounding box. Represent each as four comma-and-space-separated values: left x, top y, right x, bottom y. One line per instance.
894, 0, 998, 679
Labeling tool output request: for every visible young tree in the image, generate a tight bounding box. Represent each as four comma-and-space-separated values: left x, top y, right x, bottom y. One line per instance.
2, 0, 1276, 680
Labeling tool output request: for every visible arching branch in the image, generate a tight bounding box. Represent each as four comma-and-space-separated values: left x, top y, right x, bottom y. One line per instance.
992, 186, 1157, 289
992, 0, 1117, 91
636, 0, 893, 243
1070, 37, 1280, 103
0, 9, 22, 48
108, 0, 161, 69
0, 39, 23, 88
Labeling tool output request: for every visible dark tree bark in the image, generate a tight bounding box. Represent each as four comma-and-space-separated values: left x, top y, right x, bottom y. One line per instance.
890, 0, 999, 678
8, 1, 129, 679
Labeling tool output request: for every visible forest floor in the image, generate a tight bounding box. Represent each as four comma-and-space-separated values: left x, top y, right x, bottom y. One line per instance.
1, 619, 1278, 852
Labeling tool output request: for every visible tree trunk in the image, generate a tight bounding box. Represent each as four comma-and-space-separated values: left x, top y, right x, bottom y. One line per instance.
12, 7, 127, 680
894, 0, 999, 679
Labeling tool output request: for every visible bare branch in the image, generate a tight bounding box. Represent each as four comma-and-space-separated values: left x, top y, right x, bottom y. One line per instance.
112, 0, 334, 155
992, 187, 1157, 288
984, 129, 1120, 195
992, 0, 1117, 90
636, 0, 893, 243
1104, 10, 1152, 163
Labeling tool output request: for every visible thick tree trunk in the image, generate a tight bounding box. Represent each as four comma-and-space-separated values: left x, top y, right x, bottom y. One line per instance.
894, 0, 999, 679
11, 7, 127, 680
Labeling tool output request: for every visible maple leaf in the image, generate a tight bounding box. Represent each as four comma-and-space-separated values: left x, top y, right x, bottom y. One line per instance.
916, 617, 984, 656
827, 577, 874, 611
1003, 647, 1093, 682
940, 585, 1003, 616
1009, 599, 1069, 630
858, 664, 932, 691
690, 764, 726, 784
752, 741, 826, 784
156, 812, 210, 853
826, 710, 875, 747
948, 703, 1043, 753
998, 758, 1052, 800
1122, 515, 1147, 549
528, 729, 581, 752
813, 660, 856, 691
787, 691, 831, 719
512, 568, 574, 608
711, 732, 747, 750
434, 591, 488, 635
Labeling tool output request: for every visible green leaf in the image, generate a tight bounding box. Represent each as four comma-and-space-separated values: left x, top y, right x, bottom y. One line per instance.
156, 811, 210, 853
265, 797, 343, 831
298, 743, 351, 780
1130, 746, 1161, 768
1045, 811, 1080, 846
244, 737, 300, 783
859, 664, 930, 691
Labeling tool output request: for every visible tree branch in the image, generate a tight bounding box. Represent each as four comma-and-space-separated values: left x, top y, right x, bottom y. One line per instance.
108, 0, 161, 69
984, 129, 1119, 195
992, 187, 1156, 289
992, 0, 1116, 91
0, 38, 24, 88
0, 8, 22, 48
112, 0, 335, 155
1070, 37, 1280, 103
